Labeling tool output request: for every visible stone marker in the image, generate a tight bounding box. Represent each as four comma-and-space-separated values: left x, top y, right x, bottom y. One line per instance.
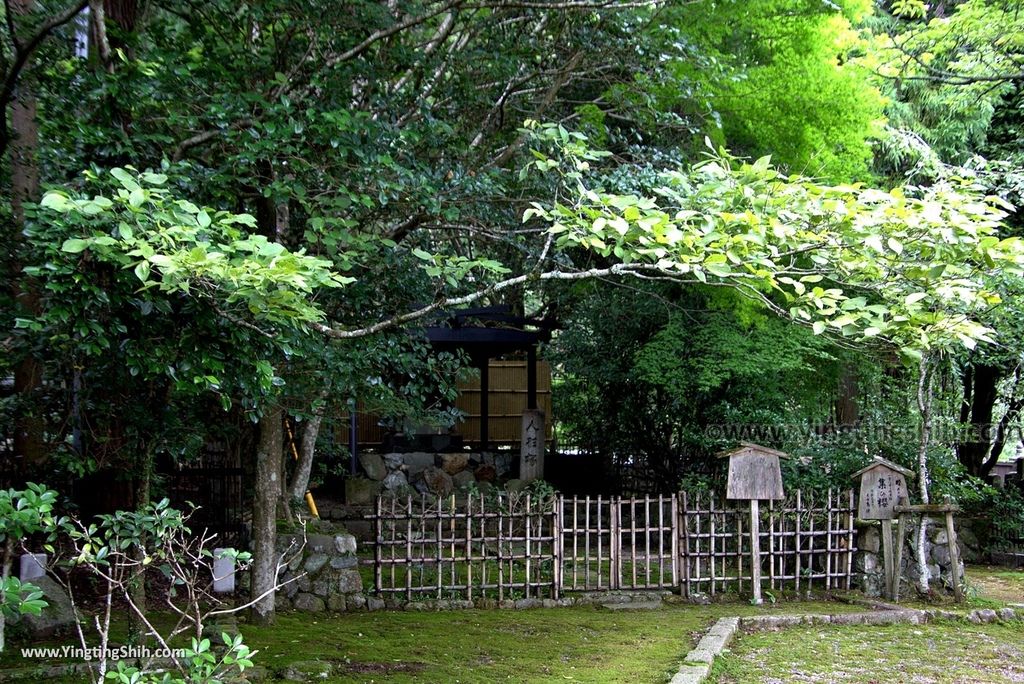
519, 408, 545, 482
19, 553, 47, 582
213, 548, 236, 593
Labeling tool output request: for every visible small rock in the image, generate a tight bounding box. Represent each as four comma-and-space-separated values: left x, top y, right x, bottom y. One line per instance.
383, 471, 408, 491
473, 465, 497, 483
333, 534, 357, 555
344, 477, 382, 505
367, 597, 385, 612
327, 594, 347, 612
336, 568, 363, 594
415, 466, 454, 497
505, 478, 526, 493
514, 598, 542, 609
438, 453, 469, 475
383, 453, 404, 470
348, 594, 368, 611
453, 470, 476, 490
304, 553, 330, 575
405, 602, 428, 611
293, 593, 325, 612
359, 452, 388, 481
281, 660, 333, 682
403, 452, 435, 476
312, 580, 329, 597
859, 525, 881, 554
329, 555, 357, 570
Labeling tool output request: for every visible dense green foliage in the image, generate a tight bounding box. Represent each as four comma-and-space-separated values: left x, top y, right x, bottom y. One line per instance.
1, 0, 1022, 572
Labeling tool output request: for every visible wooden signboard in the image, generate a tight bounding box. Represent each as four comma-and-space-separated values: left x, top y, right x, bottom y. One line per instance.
852, 457, 915, 601
716, 443, 789, 605
719, 443, 787, 501
852, 458, 913, 521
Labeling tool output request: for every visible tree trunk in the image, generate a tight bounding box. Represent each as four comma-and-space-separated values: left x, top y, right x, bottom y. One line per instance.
915, 354, 934, 596
956, 362, 1004, 478
288, 393, 328, 502
10, 1, 45, 467
250, 405, 283, 625
127, 450, 151, 642
0, 540, 13, 653
835, 363, 859, 426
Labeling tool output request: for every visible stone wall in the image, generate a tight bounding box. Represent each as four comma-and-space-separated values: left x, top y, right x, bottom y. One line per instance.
273, 525, 378, 613
345, 451, 515, 504
854, 517, 982, 597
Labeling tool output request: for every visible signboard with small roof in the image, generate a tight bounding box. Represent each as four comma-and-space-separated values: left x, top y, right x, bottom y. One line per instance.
852, 457, 914, 521
717, 442, 790, 604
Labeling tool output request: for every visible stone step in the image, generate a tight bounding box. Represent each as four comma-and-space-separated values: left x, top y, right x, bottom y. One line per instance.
600, 600, 663, 610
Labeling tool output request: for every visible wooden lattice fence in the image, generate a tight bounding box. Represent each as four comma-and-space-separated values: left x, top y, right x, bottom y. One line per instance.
367, 490, 857, 601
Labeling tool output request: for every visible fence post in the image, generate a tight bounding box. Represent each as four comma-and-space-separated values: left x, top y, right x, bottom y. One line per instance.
553, 495, 562, 600
373, 496, 382, 595
749, 499, 762, 605
610, 497, 620, 590
671, 493, 679, 589
679, 491, 690, 598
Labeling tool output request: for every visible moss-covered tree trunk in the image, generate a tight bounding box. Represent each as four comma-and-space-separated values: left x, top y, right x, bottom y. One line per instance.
251, 405, 283, 625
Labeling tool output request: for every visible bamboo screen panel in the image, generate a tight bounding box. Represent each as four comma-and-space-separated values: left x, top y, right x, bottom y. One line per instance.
371, 493, 559, 601
679, 489, 856, 598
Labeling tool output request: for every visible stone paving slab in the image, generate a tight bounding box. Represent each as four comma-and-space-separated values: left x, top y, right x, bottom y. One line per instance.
600, 600, 664, 611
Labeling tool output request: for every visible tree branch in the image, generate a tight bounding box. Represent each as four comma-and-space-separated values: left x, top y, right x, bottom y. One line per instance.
0, 0, 88, 157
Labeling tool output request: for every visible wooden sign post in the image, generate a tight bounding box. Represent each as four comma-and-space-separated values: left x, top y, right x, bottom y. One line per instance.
852, 458, 914, 601
719, 442, 788, 606
893, 496, 963, 602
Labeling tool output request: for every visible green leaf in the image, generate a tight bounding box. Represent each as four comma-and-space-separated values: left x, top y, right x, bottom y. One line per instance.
62, 238, 91, 254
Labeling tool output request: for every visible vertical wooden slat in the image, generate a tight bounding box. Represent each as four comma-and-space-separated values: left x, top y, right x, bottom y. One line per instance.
709, 493, 717, 596
737, 507, 744, 594
768, 498, 776, 590
553, 495, 562, 600
466, 495, 473, 601
845, 489, 855, 591
611, 497, 620, 590
630, 497, 637, 588
657, 494, 664, 587
525, 493, 532, 598
671, 493, 680, 589
825, 488, 833, 591
806, 492, 816, 591
574, 496, 580, 590
406, 495, 413, 601
750, 499, 762, 605
374, 496, 383, 594
596, 495, 603, 590
945, 498, 964, 602
480, 493, 488, 598
795, 490, 802, 595
497, 494, 505, 602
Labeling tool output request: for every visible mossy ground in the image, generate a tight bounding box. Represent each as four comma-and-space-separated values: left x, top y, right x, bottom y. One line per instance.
1, 600, 853, 683
710, 620, 1024, 683
242, 601, 855, 683
4, 565, 1022, 682
710, 565, 1024, 684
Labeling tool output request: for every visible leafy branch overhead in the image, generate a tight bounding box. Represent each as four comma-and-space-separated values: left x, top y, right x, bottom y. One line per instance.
36, 168, 353, 331
35, 129, 1024, 360
522, 124, 1024, 354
